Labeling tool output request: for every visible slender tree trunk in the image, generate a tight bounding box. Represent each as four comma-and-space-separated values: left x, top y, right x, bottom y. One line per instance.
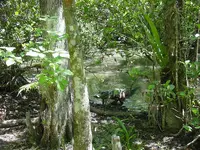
63, 0, 93, 149
161, 0, 186, 130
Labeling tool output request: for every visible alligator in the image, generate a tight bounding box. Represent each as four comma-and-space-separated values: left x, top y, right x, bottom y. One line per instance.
94, 87, 140, 105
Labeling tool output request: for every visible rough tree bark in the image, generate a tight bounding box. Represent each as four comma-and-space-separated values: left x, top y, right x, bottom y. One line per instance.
63, 0, 93, 149
161, 0, 186, 130
30, 0, 73, 149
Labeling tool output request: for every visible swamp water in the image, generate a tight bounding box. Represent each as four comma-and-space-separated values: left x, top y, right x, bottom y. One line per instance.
86, 52, 149, 112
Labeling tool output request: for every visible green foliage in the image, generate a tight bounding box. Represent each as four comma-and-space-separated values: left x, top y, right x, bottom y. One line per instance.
0, 47, 22, 66
183, 107, 200, 132
0, 0, 40, 49
128, 67, 149, 81
76, 0, 146, 60
0, 0, 40, 66
142, 14, 168, 67
18, 82, 38, 95
146, 80, 176, 104
114, 117, 138, 150
37, 57, 73, 91
0, 0, 41, 91
24, 30, 72, 91
182, 60, 200, 86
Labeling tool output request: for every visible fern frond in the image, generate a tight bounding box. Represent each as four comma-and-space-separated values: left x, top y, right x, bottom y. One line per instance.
18, 82, 38, 95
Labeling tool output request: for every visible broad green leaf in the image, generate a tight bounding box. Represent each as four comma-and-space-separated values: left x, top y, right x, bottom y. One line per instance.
168, 85, 175, 90
165, 80, 171, 85
192, 108, 199, 115
38, 53, 46, 58
38, 74, 48, 84
183, 125, 192, 132
179, 91, 186, 97
191, 117, 200, 126
26, 50, 40, 57
0, 47, 15, 52
57, 79, 68, 91
6, 58, 15, 66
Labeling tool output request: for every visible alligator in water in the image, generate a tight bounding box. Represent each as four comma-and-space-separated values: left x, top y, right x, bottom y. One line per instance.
94, 87, 140, 105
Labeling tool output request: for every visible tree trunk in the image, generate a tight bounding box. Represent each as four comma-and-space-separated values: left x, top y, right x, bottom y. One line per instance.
32, 0, 73, 149
63, 0, 93, 149
160, 0, 186, 131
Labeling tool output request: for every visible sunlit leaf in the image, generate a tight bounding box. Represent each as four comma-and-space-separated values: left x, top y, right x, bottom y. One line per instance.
39, 46, 45, 51
185, 60, 190, 64
15, 57, 22, 63
192, 108, 199, 115
26, 50, 40, 57
197, 24, 200, 29
15, 11, 19, 16
195, 126, 200, 129
38, 53, 46, 58
6, 58, 15, 66
168, 85, 175, 90
38, 74, 48, 84
183, 125, 192, 132
0, 47, 15, 52
195, 33, 200, 38
179, 91, 186, 97
52, 53, 59, 58
57, 79, 68, 91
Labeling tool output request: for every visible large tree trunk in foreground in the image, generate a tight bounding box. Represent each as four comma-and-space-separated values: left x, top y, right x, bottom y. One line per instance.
63, 0, 93, 149
160, 0, 186, 131
29, 0, 73, 149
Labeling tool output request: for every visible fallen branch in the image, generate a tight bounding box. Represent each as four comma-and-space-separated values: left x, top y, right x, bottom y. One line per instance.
90, 106, 133, 116
0, 117, 38, 128
90, 105, 147, 118
181, 134, 200, 149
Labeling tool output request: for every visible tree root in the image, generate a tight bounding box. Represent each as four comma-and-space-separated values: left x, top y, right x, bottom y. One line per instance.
171, 126, 184, 137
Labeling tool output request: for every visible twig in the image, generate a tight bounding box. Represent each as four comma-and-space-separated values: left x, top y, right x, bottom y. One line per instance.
181, 134, 200, 149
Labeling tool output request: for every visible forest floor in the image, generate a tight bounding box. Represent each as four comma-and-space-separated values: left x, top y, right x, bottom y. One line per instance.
0, 91, 40, 150
90, 102, 200, 150
0, 91, 199, 150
